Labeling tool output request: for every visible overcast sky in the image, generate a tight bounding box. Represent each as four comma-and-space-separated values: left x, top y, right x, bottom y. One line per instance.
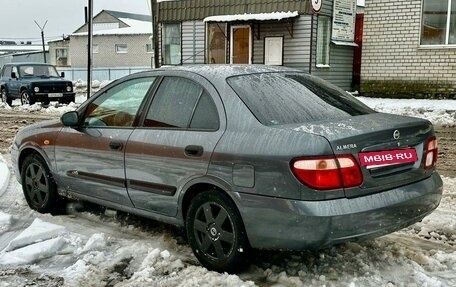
0, 0, 151, 43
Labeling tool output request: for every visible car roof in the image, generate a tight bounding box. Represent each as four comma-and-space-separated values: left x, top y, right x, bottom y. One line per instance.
154, 64, 303, 81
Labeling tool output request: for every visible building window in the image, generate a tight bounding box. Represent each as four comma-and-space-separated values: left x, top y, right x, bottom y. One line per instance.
421, 0, 456, 45
55, 48, 68, 66
316, 16, 331, 67
162, 23, 181, 65
207, 23, 227, 64
115, 44, 128, 54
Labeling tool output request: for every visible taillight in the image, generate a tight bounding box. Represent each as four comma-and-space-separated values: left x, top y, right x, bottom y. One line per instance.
424, 137, 438, 169
291, 155, 363, 190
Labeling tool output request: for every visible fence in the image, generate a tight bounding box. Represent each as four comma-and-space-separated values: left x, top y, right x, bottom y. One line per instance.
56, 67, 151, 81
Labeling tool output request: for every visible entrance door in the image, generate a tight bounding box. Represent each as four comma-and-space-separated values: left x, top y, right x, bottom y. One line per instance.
352, 13, 364, 90
230, 25, 251, 64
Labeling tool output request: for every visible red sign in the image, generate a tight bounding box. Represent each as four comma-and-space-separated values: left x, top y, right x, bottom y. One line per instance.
359, 148, 418, 168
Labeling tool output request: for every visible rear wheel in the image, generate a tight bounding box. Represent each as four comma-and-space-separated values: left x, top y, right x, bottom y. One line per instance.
21, 90, 35, 105
21, 154, 61, 214
186, 191, 249, 272
1, 88, 12, 106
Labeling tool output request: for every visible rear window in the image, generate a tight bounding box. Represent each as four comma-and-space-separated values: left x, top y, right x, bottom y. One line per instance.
227, 73, 375, 126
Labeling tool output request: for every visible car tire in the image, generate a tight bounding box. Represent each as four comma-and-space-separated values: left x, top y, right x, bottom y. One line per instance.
60, 95, 75, 105
42, 100, 50, 106
186, 191, 249, 273
1, 88, 12, 106
20, 90, 35, 105
21, 154, 62, 214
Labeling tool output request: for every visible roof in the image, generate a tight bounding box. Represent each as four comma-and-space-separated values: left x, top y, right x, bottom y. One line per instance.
0, 45, 48, 52
2, 62, 54, 66
104, 10, 152, 22
159, 0, 310, 22
154, 64, 301, 82
72, 10, 151, 37
72, 18, 152, 36
203, 11, 299, 22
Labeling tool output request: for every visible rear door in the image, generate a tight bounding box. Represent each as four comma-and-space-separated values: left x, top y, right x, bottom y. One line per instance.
125, 74, 225, 216
54, 76, 156, 206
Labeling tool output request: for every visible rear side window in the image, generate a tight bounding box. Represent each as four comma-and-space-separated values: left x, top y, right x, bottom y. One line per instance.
2, 66, 12, 78
227, 73, 375, 126
144, 77, 219, 130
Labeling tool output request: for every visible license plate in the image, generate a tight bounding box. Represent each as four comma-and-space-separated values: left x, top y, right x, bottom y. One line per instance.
48, 93, 63, 98
359, 148, 418, 169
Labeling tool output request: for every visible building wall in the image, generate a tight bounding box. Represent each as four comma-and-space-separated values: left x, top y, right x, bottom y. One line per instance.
70, 34, 153, 68
48, 40, 71, 67
311, 1, 355, 91
361, 0, 456, 96
252, 16, 312, 70
74, 11, 129, 33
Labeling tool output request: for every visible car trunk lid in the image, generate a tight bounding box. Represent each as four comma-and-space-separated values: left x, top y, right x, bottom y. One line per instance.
284, 113, 435, 198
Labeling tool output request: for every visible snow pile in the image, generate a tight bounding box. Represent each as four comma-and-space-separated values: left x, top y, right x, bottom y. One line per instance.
0, 219, 68, 265
0, 211, 12, 234
0, 153, 9, 195
358, 97, 456, 127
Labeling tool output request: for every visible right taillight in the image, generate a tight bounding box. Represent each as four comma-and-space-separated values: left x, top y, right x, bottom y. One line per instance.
291, 155, 363, 190
424, 136, 438, 169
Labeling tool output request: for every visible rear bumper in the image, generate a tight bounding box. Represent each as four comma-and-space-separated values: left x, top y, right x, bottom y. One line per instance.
236, 172, 443, 250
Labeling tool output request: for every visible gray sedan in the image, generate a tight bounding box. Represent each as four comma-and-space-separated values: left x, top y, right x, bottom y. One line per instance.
11, 65, 442, 272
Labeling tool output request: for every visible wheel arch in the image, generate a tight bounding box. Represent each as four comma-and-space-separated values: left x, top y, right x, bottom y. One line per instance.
18, 146, 53, 177
179, 176, 239, 223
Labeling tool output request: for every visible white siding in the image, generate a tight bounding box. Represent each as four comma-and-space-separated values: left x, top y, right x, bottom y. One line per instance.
181, 21, 205, 64
252, 16, 312, 70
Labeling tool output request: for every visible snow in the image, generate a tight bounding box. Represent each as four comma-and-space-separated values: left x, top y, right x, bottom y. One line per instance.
357, 97, 456, 127
72, 18, 152, 36
0, 153, 9, 195
5, 218, 67, 252
204, 11, 299, 22
0, 96, 456, 285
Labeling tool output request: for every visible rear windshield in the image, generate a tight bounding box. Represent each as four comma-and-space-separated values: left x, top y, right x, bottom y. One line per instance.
227, 73, 375, 126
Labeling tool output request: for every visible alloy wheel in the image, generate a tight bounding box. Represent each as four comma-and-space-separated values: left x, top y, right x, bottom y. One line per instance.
24, 161, 50, 209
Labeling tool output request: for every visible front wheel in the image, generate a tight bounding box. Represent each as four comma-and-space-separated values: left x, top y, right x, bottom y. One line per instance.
1, 88, 12, 106
21, 90, 35, 105
186, 191, 249, 273
21, 154, 61, 214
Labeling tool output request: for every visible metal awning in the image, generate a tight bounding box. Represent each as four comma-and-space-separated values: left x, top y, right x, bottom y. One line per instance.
203, 11, 299, 22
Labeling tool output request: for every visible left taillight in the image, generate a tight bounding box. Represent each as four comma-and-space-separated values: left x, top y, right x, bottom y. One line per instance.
291, 155, 363, 190
424, 136, 438, 169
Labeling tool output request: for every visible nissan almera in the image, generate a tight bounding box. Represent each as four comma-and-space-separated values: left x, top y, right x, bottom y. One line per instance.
11, 65, 443, 272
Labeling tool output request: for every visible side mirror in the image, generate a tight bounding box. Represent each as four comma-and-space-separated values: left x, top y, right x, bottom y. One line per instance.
11, 72, 17, 79
60, 72, 65, 78
61, 111, 79, 128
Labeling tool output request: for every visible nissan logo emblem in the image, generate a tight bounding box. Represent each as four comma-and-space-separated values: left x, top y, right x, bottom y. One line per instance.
393, 130, 400, 140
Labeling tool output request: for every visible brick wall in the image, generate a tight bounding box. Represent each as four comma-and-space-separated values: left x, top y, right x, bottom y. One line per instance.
361, 0, 456, 96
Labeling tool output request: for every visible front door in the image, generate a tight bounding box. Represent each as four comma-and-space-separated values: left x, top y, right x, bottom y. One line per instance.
54, 77, 156, 206
230, 25, 251, 64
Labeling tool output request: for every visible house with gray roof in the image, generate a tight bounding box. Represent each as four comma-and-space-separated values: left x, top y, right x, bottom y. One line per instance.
49, 10, 153, 69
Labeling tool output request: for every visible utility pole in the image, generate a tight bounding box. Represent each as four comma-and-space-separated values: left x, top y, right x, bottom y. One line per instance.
151, 0, 159, 68
34, 20, 48, 63
87, 0, 93, 99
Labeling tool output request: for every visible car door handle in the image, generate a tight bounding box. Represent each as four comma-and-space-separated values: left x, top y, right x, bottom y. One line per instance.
109, 141, 123, 151
185, 145, 203, 157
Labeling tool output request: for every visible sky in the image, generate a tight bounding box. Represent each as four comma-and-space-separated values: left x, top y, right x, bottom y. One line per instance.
0, 0, 152, 43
